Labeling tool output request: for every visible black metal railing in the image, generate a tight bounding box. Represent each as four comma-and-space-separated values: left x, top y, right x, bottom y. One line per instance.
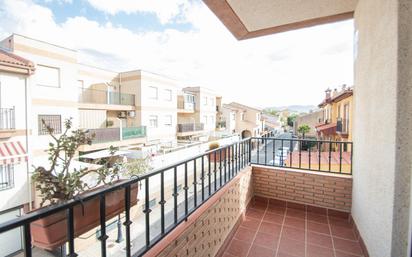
177, 123, 204, 133
0, 138, 251, 257
250, 136, 353, 174
0, 107, 16, 130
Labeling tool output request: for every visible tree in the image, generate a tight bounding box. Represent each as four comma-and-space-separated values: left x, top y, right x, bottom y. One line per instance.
287, 113, 298, 127
297, 124, 311, 138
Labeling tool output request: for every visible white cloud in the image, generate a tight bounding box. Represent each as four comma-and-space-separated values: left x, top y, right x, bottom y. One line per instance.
85, 0, 190, 24
0, 0, 354, 107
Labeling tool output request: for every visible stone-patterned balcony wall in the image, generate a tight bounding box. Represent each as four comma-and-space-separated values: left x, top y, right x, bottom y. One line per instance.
144, 167, 253, 257
252, 165, 352, 212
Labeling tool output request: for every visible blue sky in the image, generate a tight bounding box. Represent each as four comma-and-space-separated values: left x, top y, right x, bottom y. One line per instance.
0, 0, 354, 107
35, 0, 194, 32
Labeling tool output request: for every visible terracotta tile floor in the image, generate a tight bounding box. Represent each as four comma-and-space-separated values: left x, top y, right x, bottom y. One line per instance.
222, 200, 365, 257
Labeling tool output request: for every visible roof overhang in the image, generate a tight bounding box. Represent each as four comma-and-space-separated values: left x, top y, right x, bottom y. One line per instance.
203, 0, 357, 40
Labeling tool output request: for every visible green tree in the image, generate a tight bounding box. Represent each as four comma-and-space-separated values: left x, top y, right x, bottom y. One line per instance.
297, 124, 311, 138
287, 113, 298, 127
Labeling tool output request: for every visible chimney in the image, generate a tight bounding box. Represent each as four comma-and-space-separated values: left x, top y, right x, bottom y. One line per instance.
325, 88, 332, 99
333, 88, 338, 97
341, 84, 347, 91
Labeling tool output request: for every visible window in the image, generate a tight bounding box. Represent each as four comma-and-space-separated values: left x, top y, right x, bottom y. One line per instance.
231, 113, 236, 121
240, 112, 245, 121
0, 165, 14, 190
203, 96, 208, 106
184, 94, 194, 103
148, 86, 158, 99
77, 80, 84, 89
343, 104, 350, 133
164, 115, 172, 126
37, 65, 60, 87
38, 115, 61, 135
149, 115, 158, 128
163, 89, 172, 101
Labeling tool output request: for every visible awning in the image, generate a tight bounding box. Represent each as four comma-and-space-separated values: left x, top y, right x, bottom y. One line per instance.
0, 141, 28, 164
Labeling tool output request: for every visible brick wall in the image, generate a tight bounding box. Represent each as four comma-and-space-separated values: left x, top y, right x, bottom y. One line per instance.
144, 167, 253, 257
252, 165, 352, 212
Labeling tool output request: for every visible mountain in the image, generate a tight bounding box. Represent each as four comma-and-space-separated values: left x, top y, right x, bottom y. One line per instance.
264, 105, 317, 114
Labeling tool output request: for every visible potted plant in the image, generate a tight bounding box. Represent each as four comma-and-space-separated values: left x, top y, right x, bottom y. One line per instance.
208, 141, 226, 162
30, 119, 150, 250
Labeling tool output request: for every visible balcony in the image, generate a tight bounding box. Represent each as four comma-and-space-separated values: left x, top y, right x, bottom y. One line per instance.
0, 107, 16, 138
176, 123, 204, 136
177, 93, 195, 113
79, 126, 146, 151
78, 88, 135, 110
0, 137, 368, 257
336, 118, 350, 138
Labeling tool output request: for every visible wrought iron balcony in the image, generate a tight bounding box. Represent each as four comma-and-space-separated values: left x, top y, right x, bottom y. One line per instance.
177, 123, 204, 133
0, 107, 15, 130
0, 137, 359, 257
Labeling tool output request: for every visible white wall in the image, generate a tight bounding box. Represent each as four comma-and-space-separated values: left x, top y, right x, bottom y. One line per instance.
352, 0, 412, 256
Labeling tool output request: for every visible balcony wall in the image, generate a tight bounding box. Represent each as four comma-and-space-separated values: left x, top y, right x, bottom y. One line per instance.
144, 165, 360, 257
145, 167, 253, 257
252, 165, 352, 212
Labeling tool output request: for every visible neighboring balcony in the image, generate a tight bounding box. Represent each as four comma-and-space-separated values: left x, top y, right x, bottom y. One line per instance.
78, 88, 136, 111
176, 123, 204, 136
177, 94, 195, 113
336, 118, 350, 138
78, 126, 146, 151
0, 137, 368, 257
0, 107, 16, 138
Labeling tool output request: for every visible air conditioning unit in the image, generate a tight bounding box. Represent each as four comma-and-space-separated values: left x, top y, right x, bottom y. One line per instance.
118, 111, 127, 118
128, 111, 136, 118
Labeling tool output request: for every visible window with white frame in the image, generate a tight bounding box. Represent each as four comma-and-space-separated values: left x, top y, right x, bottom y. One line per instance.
164, 115, 172, 126
240, 112, 245, 121
37, 65, 60, 88
203, 96, 208, 106
149, 115, 158, 128
163, 89, 172, 101
148, 86, 158, 100
0, 164, 14, 191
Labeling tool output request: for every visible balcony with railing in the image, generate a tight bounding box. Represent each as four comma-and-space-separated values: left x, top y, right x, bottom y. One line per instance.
177, 94, 195, 113
176, 123, 204, 136
0, 107, 16, 138
79, 126, 147, 151
0, 136, 367, 257
78, 88, 135, 107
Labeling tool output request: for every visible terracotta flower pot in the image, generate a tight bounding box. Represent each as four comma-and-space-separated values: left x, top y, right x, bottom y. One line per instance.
30, 181, 139, 250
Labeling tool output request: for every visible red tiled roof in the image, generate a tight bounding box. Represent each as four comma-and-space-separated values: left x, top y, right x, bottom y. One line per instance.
0, 49, 34, 70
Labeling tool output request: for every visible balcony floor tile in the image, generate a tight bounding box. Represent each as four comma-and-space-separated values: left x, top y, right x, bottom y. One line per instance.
221, 203, 366, 257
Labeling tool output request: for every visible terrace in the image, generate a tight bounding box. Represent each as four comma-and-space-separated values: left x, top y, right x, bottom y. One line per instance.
0, 136, 361, 257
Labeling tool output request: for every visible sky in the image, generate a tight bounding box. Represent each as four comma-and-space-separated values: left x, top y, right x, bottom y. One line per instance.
0, 0, 354, 108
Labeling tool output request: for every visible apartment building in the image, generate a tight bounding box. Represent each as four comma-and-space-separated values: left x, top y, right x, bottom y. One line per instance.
316, 85, 353, 142
223, 102, 264, 138
0, 50, 33, 257
176, 87, 218, 141
119, 70, 179, 149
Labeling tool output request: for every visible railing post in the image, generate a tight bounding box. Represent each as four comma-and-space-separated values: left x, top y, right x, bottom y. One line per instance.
248, 138, 252, 164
